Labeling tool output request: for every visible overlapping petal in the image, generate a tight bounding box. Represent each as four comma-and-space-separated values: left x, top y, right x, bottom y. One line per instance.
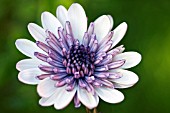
39, 85, 76, 110
78, 86, 99, 109
28, 23, 46, 43
68, 3, 87, 43
41, 12, 62, 38
15, 39, 45, 58
110, 69, 139, 85
114, 83, 134, 89
56, 5, 68, 27
94, 15, 110, 43
54, 85, 77, 109
16, 59, 49, 71
113, 52, 142, 69
95, 87, 124, 103
39, 87, 63, 106
107, 15, 114, 30
112, 22, 127, 47
18, 68, 43, 85
37, 78, 57, 98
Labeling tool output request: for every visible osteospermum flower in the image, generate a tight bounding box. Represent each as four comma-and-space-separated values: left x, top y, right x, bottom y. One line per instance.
15, 3, 141, 110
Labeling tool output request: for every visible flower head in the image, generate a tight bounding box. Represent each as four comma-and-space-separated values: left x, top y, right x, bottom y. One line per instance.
15, 3, 141, 110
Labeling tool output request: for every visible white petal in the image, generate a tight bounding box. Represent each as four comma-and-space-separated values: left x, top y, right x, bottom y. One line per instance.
112, 22, 127, 47
39, 97, 53, 106
16, 59, 49, 71
56, 5, 68, 27
39, 88, 62, 106
95, 87, 124, 103
113, 52, 142, 69
54, 85, 77, 109
28, 23, 46, 43
68, 3, 87, 43
77, 86, 99, 109
114, 83, 133, 89
39, 85, 76, 109
18, 68, 43, 85
37, 78, 57, 98
94, 15, 110, 43
41, 12, 62, 38
15, 39, 45, 58
111, 69, 139, 85
107, 15, 114, 30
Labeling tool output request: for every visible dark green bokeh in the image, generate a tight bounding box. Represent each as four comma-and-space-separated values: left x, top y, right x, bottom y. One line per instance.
0, 0, 170, 113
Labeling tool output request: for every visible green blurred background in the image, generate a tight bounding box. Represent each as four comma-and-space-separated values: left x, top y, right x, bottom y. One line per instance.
0, 0, 170, 113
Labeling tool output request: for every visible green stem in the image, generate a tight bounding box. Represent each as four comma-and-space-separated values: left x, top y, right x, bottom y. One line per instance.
86, 107, 99, 113
86, 107, 91, 113
93, 108, 97, 113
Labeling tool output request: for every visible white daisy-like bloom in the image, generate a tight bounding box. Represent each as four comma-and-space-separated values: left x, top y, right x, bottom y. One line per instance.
15, 3, 141, 110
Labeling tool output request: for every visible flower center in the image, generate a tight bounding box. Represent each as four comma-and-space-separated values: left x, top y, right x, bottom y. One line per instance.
34, 22, 125, 94
63, 44, 95, 79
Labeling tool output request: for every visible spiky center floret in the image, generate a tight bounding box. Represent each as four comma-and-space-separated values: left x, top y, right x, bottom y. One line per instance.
63, 44, 95, 79
34, 21, 126, 95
